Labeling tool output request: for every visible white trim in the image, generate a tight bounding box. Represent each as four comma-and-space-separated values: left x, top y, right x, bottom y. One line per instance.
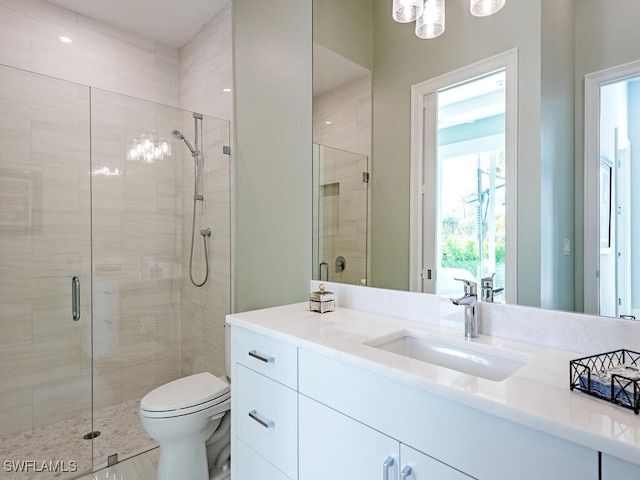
409, 49, 518, 302
583, 59, 640, 315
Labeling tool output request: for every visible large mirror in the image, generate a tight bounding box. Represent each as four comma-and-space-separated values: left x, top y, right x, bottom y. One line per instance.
312, 0, 640, 319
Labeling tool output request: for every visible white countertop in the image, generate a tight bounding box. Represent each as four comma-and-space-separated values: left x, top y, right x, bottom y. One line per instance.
227, 302, 640, 465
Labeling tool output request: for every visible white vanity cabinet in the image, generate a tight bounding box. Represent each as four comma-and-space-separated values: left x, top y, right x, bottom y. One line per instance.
298, 349, 598, 480
299, 394, 475, 479
230, 322, 608, 480
231, 326, 298, 480
601, 454, 640, 479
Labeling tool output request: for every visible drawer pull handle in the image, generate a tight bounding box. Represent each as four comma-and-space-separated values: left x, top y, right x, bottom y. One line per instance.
248, 350, 274, 363
248, 410, 275, 429
382, 456, 395, 480
401, 465, 413, 480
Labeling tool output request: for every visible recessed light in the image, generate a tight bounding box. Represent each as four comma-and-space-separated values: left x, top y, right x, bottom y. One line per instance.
60, 36, 72, 44
222, 88, 231, 93
324, 121, 333, 125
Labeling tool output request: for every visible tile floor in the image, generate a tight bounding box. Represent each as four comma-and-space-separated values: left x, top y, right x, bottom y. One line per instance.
0, 400, 157, 480
2, 399, 229, 480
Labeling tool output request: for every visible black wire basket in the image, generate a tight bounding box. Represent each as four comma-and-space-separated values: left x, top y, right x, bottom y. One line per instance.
569, 349, 640, 414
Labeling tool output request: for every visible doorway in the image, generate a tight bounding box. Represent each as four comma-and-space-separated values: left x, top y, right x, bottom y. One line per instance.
585, 62, 640, 318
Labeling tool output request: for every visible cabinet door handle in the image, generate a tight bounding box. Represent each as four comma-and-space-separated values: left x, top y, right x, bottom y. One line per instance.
248, 350, 274, 363
248, 409, 275, 429
382, 456, 395, 480
401, 465, 413, 480
72, 276, 80, 321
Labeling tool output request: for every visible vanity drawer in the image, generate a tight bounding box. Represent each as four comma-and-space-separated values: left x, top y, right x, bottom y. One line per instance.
236, 364, 297, 479
233, 326, 297, 388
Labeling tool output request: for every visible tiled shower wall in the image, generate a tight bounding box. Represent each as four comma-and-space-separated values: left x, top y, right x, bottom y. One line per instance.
0, 0, 180, 107
178, 3, 233, 379
313, 74, 371, 159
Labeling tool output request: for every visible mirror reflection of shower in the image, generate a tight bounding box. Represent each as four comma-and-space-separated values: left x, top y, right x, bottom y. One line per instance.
173, 112, 211, 287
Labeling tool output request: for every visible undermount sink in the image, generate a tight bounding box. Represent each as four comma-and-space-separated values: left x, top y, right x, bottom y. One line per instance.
364, 329, 530, 381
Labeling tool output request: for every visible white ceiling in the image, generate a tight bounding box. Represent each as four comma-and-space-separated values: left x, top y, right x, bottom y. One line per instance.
44, 0, 228, 48
44, 1, 369, 94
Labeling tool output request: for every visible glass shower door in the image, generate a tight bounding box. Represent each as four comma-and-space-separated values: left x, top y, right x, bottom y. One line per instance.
312, 144, 369, 285
0, 65, 92, 478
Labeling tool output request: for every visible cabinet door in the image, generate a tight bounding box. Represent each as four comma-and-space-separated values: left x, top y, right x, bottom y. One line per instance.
299, 395, 399, 480
601, 454, 640, 479
400, 444, 476, 480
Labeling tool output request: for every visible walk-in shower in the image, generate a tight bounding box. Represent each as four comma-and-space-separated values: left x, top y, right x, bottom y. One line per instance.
0, 64, 231, 479
172, 113, 211, 288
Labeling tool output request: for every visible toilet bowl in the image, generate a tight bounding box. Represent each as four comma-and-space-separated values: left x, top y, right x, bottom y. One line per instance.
140, 372, 231, 480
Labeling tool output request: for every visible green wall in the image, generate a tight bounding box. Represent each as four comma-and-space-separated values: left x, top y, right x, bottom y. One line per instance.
539, 0, 575, 311
233, 0, 313, 312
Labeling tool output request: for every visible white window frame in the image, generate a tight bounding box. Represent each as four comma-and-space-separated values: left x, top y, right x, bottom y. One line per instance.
409, 49, 518, 304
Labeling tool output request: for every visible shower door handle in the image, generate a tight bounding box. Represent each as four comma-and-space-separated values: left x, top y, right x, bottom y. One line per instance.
72, 276, 80, 321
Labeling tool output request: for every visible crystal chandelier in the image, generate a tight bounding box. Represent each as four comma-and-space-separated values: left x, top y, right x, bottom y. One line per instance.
127, 130, 172, 163
392, 0, 505, 39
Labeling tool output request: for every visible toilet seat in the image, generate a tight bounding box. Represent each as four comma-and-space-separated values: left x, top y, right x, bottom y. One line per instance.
140, 372, 230, 419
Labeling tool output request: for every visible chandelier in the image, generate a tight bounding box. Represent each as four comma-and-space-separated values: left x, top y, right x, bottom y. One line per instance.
127, 130, 172, 163
392, 0, 505, 39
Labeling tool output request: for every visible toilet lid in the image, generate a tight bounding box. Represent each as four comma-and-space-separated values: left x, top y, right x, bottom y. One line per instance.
140, 372, 230, 412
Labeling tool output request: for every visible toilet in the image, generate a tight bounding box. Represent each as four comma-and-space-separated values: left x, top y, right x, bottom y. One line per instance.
140, 372, 231, 480
140, 327, 233, 479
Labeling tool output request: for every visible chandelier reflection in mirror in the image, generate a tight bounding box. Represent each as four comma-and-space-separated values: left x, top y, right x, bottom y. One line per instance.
127, 131, 172, 163
392, 0, 505, 39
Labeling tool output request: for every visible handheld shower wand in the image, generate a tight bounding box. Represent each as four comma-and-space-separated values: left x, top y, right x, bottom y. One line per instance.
173, 113, 210, 287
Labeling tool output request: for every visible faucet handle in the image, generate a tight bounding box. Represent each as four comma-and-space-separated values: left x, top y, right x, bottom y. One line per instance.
481, 273, 495, 287
454, 278, 477, 296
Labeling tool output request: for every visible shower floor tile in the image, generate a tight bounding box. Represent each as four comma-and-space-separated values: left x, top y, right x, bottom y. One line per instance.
0, 399, 157, 480
92, 399, 157, 470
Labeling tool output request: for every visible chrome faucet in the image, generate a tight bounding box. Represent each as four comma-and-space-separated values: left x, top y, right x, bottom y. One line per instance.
450, 278, 479, 338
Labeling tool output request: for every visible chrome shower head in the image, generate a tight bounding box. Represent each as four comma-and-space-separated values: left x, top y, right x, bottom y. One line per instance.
172, 129, 196, 156
171, 129, 184, 140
